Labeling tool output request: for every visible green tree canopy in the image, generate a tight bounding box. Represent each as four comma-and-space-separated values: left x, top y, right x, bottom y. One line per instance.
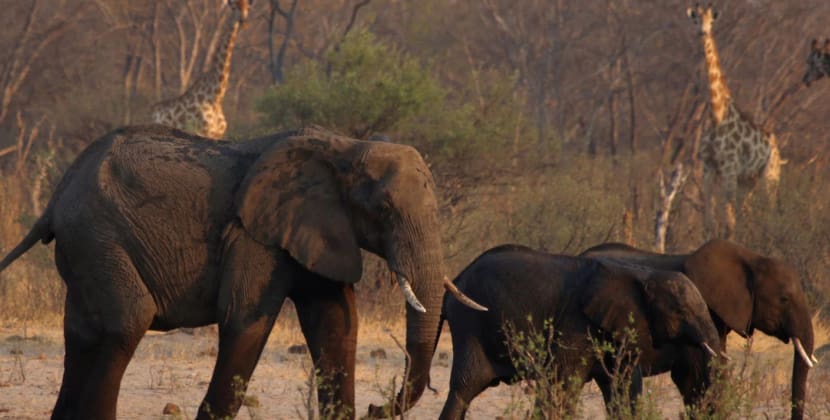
256, 29, 527, 168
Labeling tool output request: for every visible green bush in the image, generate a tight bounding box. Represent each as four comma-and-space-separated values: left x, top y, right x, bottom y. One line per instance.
257, 30, 445, 140
256, 30, 527, 169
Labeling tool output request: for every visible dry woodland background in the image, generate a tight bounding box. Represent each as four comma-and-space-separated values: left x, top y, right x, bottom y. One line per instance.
1, 0, 830, 418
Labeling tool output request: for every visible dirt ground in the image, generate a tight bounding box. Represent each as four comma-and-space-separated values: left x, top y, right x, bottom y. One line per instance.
0, 316, 825, 420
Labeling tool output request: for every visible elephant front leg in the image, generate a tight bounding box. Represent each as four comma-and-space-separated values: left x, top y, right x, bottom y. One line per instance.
293, 276, 358, 419
593, 365, 643, 417
671, 348, 714, 414
199, 314, 279, 419
199, 231, 287, 419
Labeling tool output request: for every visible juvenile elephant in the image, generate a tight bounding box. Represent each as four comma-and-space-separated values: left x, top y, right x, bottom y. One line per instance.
581, 239, 817, 420
438, 245, 722, 419
0, 125, 482, 420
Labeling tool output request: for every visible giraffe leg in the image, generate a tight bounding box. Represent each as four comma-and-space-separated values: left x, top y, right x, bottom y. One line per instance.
701, 170, 719, 239
720, 174, 738, 240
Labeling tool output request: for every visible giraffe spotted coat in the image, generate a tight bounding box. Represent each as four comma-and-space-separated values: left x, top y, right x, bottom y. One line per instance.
151, 0, 249, 139
699, 102, 781, 195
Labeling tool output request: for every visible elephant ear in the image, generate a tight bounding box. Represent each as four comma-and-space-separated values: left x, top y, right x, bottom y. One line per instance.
684, 239, 752, 335
234, 140, 362, 284
580, 261, 653, 350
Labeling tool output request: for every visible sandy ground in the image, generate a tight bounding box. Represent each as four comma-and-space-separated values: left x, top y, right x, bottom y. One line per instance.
0, 317, 824, 420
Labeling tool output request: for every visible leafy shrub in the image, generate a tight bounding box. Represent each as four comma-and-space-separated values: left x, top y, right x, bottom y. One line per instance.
257, 30, 446, 140
256, 30, 527, 170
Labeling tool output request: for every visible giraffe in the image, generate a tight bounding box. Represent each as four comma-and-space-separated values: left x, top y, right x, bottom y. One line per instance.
151, 0, 249, 139
687, 4, 783, 239
803, 38, 830, 86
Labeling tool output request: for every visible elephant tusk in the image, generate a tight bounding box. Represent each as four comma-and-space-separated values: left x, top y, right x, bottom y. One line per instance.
701, 342, 718, 358
793, 337, 814, 368
811, 354, 819, 364
443, 276, 488, 312
719, 351, 732, 361
394, 272, 426, 313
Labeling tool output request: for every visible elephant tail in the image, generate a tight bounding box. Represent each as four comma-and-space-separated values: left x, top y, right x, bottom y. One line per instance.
0, 213, 53, 273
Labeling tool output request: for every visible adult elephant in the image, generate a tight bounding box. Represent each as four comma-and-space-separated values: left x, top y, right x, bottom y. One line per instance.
581, 239, 816, 420
438, 245, 723, 419
0, 125, 483, 420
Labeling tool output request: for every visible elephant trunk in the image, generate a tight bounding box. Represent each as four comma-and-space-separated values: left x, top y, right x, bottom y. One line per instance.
789, 319, 814, 420
367, 228, 444, 418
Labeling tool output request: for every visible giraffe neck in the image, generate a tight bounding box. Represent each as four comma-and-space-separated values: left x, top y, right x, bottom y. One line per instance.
701, 31, 732, 124
189, 15, 241, 104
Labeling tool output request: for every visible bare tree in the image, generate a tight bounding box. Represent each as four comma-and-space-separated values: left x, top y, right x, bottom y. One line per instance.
0, 0, 82, 124
267, 0, 300, 84
163, 0, 229, 93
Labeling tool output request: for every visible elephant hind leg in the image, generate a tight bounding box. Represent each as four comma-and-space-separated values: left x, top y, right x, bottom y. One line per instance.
292, 275, 358, 419
52, 328, 96, 419
53, 248, 156, 420
73, 329, 150, 419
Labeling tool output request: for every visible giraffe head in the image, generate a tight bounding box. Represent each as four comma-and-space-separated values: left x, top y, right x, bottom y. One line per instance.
803, 38, 830, 86
227, 0, 250, 23
687, 3, 718, 36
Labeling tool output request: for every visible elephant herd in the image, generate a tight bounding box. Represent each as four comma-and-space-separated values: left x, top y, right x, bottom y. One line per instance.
0, 125, 818, 419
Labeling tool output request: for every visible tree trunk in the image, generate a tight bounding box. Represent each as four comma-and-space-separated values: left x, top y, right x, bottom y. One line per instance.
608, 90, 619, 156
622, 47, 637, 154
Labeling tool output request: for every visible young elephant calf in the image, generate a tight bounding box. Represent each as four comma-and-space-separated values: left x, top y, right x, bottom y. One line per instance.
439, 245, 721, 419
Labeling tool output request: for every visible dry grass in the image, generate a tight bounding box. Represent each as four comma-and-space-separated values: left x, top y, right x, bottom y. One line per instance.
2, 315, 828, 419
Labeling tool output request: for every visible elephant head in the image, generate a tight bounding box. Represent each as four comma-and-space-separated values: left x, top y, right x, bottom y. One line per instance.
684, 239, 815, 419
234, 132, 462, 415
581, 260, 722, 361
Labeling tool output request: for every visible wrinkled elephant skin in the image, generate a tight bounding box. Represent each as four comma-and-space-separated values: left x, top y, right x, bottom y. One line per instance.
0, 125, 456, 420
581, 239, 816, 420
437, 245, 721, 420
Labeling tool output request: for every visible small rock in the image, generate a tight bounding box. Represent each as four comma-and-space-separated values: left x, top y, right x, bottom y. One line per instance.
198, 347, 218, 357
242, 394, 260, 408
9, 349, 22, 355
369, 348, 387, 360
162, 403, 181, 415
288, 344, 308, 354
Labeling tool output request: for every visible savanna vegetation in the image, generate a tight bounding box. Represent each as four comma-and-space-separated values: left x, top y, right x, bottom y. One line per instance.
0, 0, 829, 417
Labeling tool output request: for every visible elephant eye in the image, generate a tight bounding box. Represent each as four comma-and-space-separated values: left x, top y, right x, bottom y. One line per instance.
380, 199, 392, 211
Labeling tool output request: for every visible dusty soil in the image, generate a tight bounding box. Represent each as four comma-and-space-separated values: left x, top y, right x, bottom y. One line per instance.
0, 317, 824, 419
